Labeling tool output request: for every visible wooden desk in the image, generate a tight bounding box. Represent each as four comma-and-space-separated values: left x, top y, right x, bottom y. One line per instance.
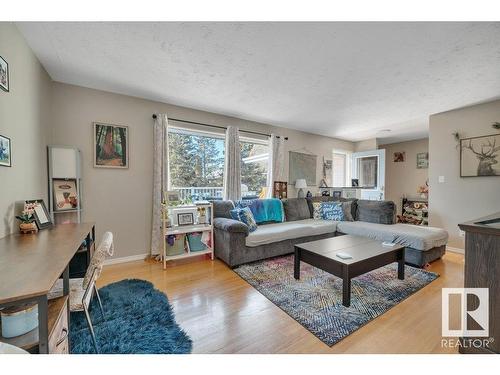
0, 223, 95, 353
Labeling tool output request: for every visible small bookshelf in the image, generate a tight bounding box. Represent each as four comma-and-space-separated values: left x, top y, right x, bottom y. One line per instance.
161, 202, 214, 270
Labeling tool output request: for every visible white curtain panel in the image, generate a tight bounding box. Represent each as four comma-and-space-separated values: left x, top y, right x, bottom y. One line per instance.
273, 135, 286, 181
265, 134, 276, 198
223, 126, 241, 201
266, 134, 286, 198
151, 114, 169, 256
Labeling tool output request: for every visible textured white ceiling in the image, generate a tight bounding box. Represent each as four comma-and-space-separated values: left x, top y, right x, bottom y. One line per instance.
17, 22, 500, 143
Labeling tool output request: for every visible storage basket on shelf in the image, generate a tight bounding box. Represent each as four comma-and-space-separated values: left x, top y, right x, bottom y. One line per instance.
0, 303, 38, 338
187, 232, 208, 252
166, 234, 186, 256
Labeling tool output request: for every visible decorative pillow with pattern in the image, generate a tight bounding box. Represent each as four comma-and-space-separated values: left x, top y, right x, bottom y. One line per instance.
312, 202, 322, 220
230, 207, 258, 232
320, 202, 345, 221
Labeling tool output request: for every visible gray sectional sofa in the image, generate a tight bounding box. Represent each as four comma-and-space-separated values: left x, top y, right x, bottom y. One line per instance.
212, 197, 448, 268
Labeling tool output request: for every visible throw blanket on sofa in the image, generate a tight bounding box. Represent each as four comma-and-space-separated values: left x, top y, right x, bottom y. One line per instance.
235, 198, 284, 224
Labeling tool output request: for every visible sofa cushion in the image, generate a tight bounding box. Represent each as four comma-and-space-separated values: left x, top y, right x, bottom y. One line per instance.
245, 219, 338, 247
312, 202, 322, 219
357, 200, 395, 224
282, 198, 311, 221
230, 207, 258, 232
212, 200, 235, 219
336, 221, 448, 251
341, 201, 354, 221
321, 202, 344, 221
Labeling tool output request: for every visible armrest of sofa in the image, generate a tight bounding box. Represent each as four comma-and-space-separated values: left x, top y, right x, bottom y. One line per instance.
213, 217, 249, 236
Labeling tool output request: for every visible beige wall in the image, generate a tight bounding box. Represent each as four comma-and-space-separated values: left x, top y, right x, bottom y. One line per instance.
354, 138, 378, 152
380, 139, 429, 212
0, 23, 52, 238
429, 99, 500, 249
50, 82, 354, 259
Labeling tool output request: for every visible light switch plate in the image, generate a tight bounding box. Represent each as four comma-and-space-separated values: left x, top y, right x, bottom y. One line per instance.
438, 176, 445, 183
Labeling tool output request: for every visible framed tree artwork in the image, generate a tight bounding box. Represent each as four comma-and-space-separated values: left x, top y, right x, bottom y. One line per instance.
460, 134, 500, 177
94, 122, 129, 168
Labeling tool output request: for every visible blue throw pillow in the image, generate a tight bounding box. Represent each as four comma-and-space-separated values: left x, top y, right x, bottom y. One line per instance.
321, 202, 344, 221
230, 207, 258, 232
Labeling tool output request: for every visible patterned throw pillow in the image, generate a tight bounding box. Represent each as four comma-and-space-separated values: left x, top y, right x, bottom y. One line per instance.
321, 202, 345, 221
230, 207, 258, 232
312, 202, 322, 220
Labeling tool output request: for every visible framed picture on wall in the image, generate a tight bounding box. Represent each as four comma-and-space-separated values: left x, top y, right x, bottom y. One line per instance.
460, 134, 500, 177
53, 179, 78, 211
0, 56, 9, 92
416, 152, 429, 169
393, 152, 406, 162
0, 134, 11, 167
94, 122, 129, 169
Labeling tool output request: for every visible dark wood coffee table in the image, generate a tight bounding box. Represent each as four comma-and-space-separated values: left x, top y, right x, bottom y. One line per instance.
294, 235, 405, 307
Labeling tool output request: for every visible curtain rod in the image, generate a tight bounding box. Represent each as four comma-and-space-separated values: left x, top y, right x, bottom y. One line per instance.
152, 114, 288, 140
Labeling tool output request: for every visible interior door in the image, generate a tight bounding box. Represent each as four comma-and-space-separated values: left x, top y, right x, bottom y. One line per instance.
351, 149, 385, 200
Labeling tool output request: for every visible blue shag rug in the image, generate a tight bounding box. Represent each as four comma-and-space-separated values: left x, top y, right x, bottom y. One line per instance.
235, 255, 439, 346
70, 279, 192, 354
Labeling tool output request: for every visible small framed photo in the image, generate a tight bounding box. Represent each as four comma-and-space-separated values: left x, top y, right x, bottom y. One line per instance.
94, 122, 129, 168
351, 178, 359, 187
0, 56, 9, 92
333, 191, 342, 200
26, 199, 52, 230
53, 179, 78, 211
165, 190, 180, 205
177, 212, 194, 226
393, 152, 406, 162
0, 134, 11, 167
416, 152, 429, 169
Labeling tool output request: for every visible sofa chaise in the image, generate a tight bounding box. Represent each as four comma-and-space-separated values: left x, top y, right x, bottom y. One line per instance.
212, 197, 448, 268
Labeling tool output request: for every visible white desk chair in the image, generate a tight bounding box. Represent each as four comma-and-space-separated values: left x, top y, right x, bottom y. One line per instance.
49, 232, 114, 353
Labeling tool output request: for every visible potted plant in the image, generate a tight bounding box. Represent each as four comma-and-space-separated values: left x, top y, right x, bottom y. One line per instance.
197, 207, 207, 224
16, 203, 38, 234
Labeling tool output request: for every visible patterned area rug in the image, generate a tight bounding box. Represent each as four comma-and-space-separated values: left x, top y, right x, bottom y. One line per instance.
234, 255, 438, 346
70, 279, 192, 354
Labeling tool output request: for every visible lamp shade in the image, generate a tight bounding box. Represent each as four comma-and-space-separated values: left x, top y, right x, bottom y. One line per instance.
295, 179, 307, 189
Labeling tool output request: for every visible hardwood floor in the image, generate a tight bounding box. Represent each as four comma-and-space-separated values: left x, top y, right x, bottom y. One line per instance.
98, 251, 464, 353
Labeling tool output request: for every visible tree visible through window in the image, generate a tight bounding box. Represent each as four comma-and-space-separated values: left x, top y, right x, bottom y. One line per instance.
240, 140, 268, 198
168, 128, 225, 200
168, 128, 269, 200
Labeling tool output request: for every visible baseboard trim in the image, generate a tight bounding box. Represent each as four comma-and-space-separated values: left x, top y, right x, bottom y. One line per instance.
446, 246, 464, 254
104, 253, 149, 265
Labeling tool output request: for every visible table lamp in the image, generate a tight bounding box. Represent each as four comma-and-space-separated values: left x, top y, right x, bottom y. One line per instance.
295, 179, 307, 198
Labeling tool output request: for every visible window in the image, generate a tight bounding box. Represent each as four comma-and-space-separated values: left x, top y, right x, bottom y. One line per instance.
332, 151, 350, 187
240, 137, 269, 198
356, 156, 378, 188
168, 128, 269, 201
168, 127, 225, 201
